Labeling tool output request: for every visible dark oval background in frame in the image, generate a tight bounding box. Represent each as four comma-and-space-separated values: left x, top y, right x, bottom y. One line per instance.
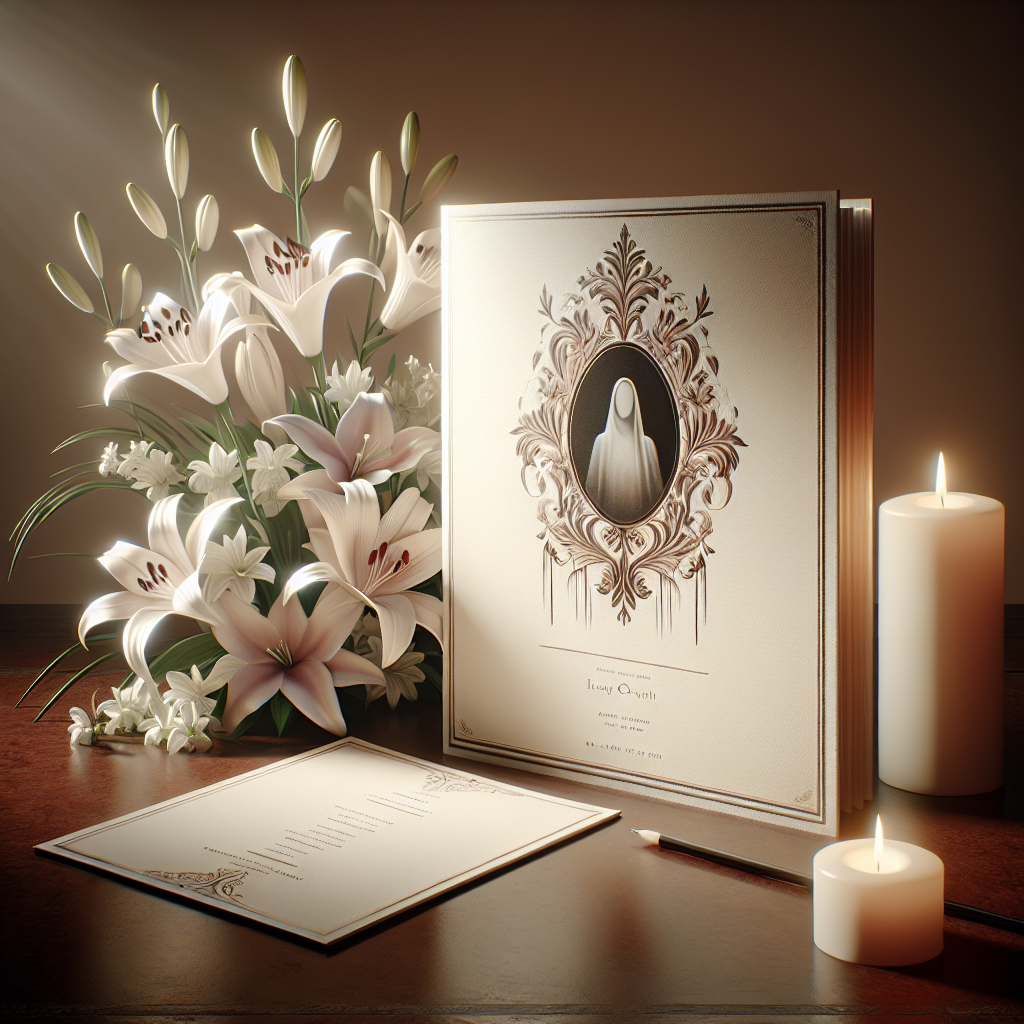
569, 344, 679, 525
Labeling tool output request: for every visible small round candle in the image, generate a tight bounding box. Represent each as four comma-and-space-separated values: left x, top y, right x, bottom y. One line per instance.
878, 453, 1004, 795
813, 818, 944, 966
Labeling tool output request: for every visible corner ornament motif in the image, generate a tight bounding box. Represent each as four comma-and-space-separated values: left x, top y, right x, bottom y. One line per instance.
512, 225, 745, 631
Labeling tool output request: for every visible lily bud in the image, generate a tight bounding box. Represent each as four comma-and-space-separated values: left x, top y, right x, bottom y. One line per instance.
400, 112, 420, 175
164, 123, 189, 199
195, 194, 219, 251
282, 55, 307, 137
119, 264, 142, 323
311, 119, 342, 181
151, 83, 169, 135
126, 183, 168, 238
235, 331, 288, 436
419, 153, 458, 204
46, 263, 94, 313
369, 150, 392, 235
74, 212, 103, 279
251, 128, 284, 192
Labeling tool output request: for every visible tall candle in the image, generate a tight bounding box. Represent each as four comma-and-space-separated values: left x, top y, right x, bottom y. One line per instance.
878, 454, 1004, 795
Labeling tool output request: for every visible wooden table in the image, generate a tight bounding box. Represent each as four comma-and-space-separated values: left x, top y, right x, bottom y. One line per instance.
2, 606, 1021, 1022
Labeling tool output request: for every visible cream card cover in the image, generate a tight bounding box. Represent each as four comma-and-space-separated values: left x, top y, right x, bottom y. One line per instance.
441, 193, 873, 836
37, 739, 619, 943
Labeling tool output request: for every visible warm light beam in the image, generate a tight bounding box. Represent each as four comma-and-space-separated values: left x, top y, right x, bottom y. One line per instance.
936, 452, 947, 508
875, 814, 884, 872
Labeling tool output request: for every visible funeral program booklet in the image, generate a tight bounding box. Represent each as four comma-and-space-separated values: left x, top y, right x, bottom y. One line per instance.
37, 739, 619, 944
441, 193, 873, 836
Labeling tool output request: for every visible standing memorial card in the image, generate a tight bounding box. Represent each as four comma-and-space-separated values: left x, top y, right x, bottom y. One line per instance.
441, 193, 874, 836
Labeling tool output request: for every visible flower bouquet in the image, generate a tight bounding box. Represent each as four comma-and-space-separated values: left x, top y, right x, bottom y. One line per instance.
13, 56, 455, 751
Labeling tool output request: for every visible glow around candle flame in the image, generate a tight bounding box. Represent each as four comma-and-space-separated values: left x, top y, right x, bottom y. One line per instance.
875, 814, 884, 872
936, 452, 947, 507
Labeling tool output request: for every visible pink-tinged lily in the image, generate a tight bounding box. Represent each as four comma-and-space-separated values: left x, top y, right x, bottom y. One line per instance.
268, 391, 439, 489
103, 291, 270, 406
378, 212, 440, 332
79, 494, 240, 683
213, 588, 385, 735
227, 225, 384, 357
282, 482, 442, 667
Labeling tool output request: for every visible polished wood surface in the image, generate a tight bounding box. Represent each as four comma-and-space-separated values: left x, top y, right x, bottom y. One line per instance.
2, 606, 1021, 1022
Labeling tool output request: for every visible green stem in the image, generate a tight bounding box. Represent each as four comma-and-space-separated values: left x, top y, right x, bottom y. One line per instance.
174, 197, 200, 312
360, 280, 377, 367
97, 276, 115, 327
216, 402, 265, 529
399, 173, 410, 222
293, 135, 301, 244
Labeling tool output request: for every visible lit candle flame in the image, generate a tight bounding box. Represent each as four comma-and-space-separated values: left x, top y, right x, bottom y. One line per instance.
936, 452, 946, 508
875, 814, 883, 872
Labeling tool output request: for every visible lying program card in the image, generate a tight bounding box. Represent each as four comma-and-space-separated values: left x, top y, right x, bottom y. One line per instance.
37, 738, 619, 944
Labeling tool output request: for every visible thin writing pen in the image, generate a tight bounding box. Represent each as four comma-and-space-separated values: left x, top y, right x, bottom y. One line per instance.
632, 829, 1024, 936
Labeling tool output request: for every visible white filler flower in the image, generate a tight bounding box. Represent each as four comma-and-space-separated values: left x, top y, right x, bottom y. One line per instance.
247, 440, 302, 516
324, 360, 374, 413
199, 524, 276, 604
188, 443, 242, 506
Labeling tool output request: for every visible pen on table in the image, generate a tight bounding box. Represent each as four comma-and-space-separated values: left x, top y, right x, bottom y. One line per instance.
631, 829, 1024, 936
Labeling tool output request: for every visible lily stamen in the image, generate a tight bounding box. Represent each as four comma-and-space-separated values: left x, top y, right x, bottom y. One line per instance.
265, 639, 293, 667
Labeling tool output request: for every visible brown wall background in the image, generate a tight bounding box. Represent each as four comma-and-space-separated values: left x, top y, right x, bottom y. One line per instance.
0, 0, 1020, 604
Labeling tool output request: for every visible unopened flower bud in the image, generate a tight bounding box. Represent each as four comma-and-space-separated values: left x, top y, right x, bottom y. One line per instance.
311, 119, 342, 182
46, 263, 94, 313
195, 194, 219, 251
369, 150, 392, 235
282, 55, 307, 137
251, 128, 284, 192
419, 153, 458, 205
126, 183, 168, 238
236, 331, 288, 434
74, 212, 103, 279
120, 264, 142, 322
400, 112, 419, 176
164, 123, 189, 199
152, 83, 169, 135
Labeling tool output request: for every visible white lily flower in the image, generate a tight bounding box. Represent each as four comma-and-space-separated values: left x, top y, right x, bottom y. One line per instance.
199, 524, 276, 604
141, 697, 190, 752
213, 588, 386, 735
356, 616, 425, 709
282, 482, 442, 668
126, 183, 168, 239
226, 225, 384, 358
96, 677, 157, 735
324, 359, 373, 413
379, 213, 441, 332
383, 355, 441, 430
103, 289, 270, 406
247, 440, 303, 516
79, 493, 240, 683
195, 195, 219, 251
164, 123, 189, 199
369, 151, 392, 236
188, 443, 242, 506
311, 119, 342, 181
163, 656, 243, 715
98, 442, 120, 477
235, 330, 288, 436
117, 443, 184, 501
67, 707, 95, 747
282, 55, 307, 137
177, 700, 216, 753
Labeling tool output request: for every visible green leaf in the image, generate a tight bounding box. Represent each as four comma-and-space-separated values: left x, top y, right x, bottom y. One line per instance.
386, 353, 396, 379
420, 661, 443, 691
361, 332, 397, 362
52, 426, 140, 453
33, 650, 124, 722
145, 631, 227, 682
15, 632, 118, 707
344, 309, 359, 359
28, 551, 100, 559
269, 690, 294, 735
188, 239, 198, 262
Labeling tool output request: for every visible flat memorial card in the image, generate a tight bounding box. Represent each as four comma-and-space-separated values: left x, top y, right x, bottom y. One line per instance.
442, 192, 863, 836
37, 739, 619, 944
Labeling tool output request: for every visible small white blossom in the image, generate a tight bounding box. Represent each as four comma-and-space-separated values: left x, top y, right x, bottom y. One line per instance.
118, 443, 185, 501
177, 700, 217, 753
382, 355, 440, 429
163, 656, 243, 715
96, 678, 156, 735
355, 614, 425, 709
188, 443, 242, 506
140, 698, 190, 753
98, 442, 120, 477
198, 524, 276, 604
67, 706, 95, 747
246, 440, 303, 516
324, 359, 374, 412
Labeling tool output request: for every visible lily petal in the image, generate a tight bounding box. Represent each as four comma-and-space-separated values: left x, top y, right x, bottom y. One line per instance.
280, 661, 348, 736
267, 416, 351, 482
366, 592, 416, 668
213, 591, 282, 663
222, 661, 284, 732
184, 496, 243, 568
79, 591, 150, 647
325, 646, 387, 688
406, 591, 443, 645
147, 493, 191, 572
122, 606, 174, 683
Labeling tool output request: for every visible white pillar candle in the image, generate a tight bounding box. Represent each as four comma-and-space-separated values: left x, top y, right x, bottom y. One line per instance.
813, 821, 944, 966
878, 455, 1004, 795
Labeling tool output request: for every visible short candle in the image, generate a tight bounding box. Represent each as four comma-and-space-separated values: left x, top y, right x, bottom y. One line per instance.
813, 817, 944, 966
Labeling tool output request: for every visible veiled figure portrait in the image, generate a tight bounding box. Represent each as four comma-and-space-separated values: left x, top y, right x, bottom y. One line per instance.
585, 377, 663, 523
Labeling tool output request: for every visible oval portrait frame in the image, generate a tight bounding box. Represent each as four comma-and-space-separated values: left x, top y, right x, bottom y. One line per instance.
512, 224, 746, 627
